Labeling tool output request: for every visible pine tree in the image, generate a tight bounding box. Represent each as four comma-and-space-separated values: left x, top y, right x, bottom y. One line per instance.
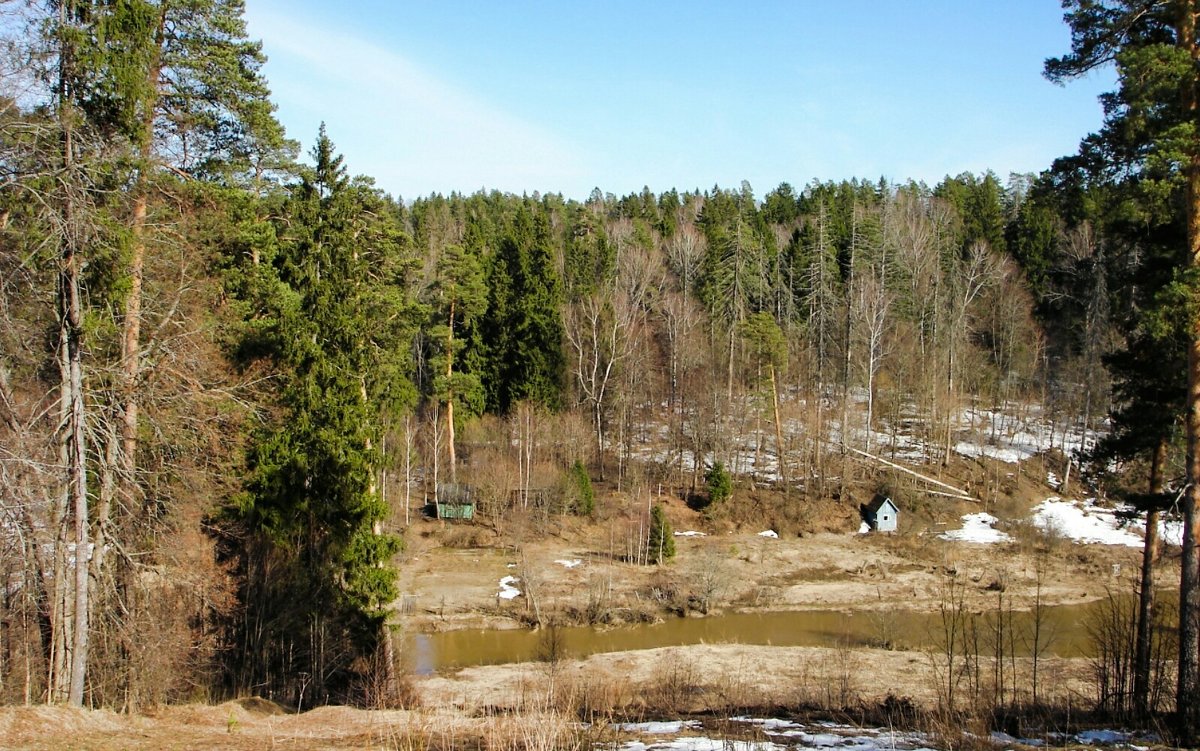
1047, 2, 1200, 731
739, 312, 789, 485
1091, 324, 1184, 716
934, 172, 1009, 255
31, 0, 294, 707
427, 243, 487, 482
698, 185, 772, 399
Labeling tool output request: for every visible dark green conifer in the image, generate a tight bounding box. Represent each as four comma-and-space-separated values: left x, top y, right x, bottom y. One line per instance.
647, 504, 675, 564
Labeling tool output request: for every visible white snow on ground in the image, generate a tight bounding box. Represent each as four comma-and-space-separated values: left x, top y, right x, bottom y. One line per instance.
1033, 497, 1143, 547
954, 440, 1026, 464
623, 395, 1097, 493
770, 731, 896, 750
616, 718, 1156, 751
952, 404, 1093, 465
1163, 518, 1185, 547
757, 530, 778, 539
497, 575, 521, 600
939, 513, 1011, 544
729, 716, 801, 730
617, 739, 782, 751
991, 731, 1046, 747
617, 720, 701, 734
857, 521, 870, 535
553, 559, 582, 568
937, 496, 1186, 550
674, 530, 707, 537
1076, 729, 1127, 744
1047, 471, 1060, 487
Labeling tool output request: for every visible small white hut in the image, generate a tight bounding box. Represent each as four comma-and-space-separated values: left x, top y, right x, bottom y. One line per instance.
864, 495, 899, 533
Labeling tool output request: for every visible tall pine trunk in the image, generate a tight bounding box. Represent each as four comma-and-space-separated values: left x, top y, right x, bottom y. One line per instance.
1135, 438, 1166, 717
1181, 2, 1200, 735
119, 6, 167, 508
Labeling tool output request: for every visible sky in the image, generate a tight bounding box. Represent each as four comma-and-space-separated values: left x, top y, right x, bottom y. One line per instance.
242, 1, 1115, 203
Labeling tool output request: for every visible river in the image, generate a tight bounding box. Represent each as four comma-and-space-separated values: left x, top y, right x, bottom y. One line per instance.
408, 600, 1108, 673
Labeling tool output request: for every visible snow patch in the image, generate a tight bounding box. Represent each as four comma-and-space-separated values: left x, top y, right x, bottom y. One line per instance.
617, 720, 701, 734
617, 739, 782, 751
939, 513, 1011, 544
615, 716, 1144, 751
729, 716, 801, 730
952, 405, 1093, 465
497, 575, 521, 600
757, 530, 779, 539
1033, 497, 1142, 547
1161, 518, 1185, 547
674, 530, 707, 537
954, 440, 1026, 464
554, 559, 582, 568
1076, 729, 1134, 745
857, 521, 870, 535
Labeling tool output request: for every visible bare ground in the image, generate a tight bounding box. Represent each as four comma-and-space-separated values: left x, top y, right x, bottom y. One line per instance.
0, 638, 1104, 748
0, 644, 1098, 750
0, 454, 1170, 750
397, 453, 1166, 634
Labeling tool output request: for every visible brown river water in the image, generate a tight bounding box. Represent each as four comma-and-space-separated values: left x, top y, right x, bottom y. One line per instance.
408, 601, 1109, 673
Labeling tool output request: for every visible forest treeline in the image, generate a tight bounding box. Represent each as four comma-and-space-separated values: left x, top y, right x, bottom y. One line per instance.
0, 0, 1198, 730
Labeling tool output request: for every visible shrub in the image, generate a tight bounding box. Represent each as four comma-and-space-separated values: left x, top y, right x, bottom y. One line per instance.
705, 461, 732, 506
568, 459, 595, 516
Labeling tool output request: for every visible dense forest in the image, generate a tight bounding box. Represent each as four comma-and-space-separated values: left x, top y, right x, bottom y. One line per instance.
3, 0, 1200, 738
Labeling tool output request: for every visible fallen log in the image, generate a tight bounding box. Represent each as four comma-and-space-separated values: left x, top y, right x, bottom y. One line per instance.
845, 446, 976, 502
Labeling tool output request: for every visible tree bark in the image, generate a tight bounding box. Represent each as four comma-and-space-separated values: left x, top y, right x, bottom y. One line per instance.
1181, 1, 1200, 736
445, 299, 456, 483
1135, 438, 1167, 717
49, 317, 72, 704
55, 15, 90, 703
62, 147, 90, 710
769, 363, 787, 488
119, 6, 167, 504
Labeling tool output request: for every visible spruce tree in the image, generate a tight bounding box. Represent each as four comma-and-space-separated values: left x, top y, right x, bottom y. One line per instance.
231, 127, 415, 704
705, 462, 732, 507
569, 460, 595, 516
647, 504, 675, 564
482, 203, 565, 412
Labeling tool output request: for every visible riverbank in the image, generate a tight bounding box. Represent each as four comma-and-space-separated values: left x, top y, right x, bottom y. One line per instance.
417, 642, 1096, 712
397, 517, 1159, 636
1, 456, 1173, 750
0, 642, 1101, 751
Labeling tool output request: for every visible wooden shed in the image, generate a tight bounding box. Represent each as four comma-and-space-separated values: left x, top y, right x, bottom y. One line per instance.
435, 482, 475, 520
863, 495, 899, 533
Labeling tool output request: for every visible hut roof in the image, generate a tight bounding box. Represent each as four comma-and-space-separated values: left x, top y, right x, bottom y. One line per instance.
866, 495, 897, 514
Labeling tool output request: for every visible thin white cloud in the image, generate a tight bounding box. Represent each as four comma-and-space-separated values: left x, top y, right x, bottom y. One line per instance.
247, 7, 591, 197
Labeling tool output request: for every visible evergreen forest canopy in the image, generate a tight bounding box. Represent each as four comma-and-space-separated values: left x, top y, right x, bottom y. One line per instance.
2, 0, 1200, 735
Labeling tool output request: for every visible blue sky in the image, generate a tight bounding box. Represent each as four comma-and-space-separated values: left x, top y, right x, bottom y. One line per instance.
243, 1, 1114, 202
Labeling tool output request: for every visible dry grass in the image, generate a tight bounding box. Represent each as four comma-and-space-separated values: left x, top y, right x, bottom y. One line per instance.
0, 641, 1111, 751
